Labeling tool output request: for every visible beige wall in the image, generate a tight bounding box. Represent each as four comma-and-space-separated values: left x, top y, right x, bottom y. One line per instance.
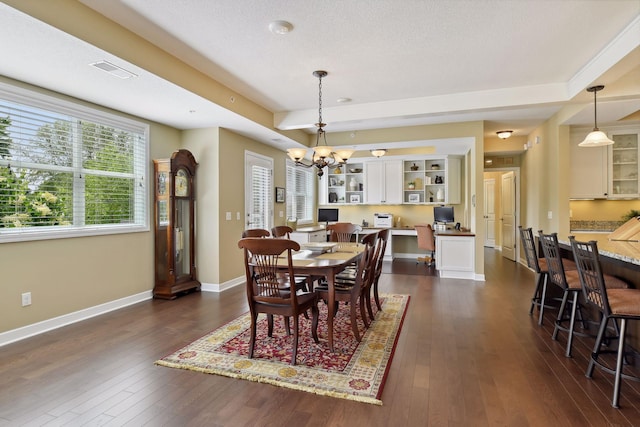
570, 200, 640, 221
0, 79, 181, 333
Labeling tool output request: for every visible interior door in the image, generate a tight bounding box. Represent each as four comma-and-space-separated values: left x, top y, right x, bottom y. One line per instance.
483, 178, 496, 247
244, 151, 273, 231
501, 171, 516, 261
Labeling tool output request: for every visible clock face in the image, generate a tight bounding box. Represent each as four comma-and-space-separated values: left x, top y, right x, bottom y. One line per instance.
175, 169, 189, 197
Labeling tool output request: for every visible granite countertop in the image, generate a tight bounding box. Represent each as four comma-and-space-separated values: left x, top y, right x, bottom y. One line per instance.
560, 232, 640, 266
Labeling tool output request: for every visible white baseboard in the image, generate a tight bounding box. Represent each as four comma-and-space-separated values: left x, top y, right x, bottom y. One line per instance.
200, 276, 244, 292
0, 290, 152, 348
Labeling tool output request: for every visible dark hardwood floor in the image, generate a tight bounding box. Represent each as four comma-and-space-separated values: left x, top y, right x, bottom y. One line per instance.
1, 249, 639, 426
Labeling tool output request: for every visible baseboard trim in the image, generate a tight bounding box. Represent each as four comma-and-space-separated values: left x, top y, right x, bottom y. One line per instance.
201, 276, 244, 293
0, 290, 152, 348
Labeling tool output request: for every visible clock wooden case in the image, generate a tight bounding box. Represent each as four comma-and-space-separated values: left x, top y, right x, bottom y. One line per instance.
153, 149, 200, 299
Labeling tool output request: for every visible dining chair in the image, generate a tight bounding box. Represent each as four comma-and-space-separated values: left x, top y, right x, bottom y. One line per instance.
271, 225, 321, 293
415, 224, 435, 267
519, 226, 576, 325
569, 236, 637, 408
242, 228, 270, 238
315, 236, 376, 341
238, 237, 319, 365
327, 222, 362, 242
370, 228, 389, 312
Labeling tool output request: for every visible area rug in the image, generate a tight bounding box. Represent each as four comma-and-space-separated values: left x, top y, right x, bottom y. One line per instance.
156, 293, 409, 405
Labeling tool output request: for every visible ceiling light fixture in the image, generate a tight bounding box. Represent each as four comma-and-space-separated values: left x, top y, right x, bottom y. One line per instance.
287, 71, 354, 178
496, 130, 513, 139
370, 149, 387, 158
579, 85, 614, 147
268, 20, 293, 35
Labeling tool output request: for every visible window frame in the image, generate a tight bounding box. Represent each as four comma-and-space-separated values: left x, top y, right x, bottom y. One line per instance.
286, 160, 315, 225
0, 81, 149, 243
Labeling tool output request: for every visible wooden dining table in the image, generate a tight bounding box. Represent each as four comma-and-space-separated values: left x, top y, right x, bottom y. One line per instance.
284, 242, 365, 352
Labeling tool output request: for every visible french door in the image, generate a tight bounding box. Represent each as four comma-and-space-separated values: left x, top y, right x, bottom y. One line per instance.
244, 151, 273, 231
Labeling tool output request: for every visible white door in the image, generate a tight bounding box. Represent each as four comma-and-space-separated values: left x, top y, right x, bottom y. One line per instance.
245, 151, 273, 231
501, 171, 516, 261
483, 178, 496, 247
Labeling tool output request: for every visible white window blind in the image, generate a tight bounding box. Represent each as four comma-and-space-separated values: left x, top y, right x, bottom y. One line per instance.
0, 83, 148, 242
286, 161, 314, 224
250, 163, 272, 230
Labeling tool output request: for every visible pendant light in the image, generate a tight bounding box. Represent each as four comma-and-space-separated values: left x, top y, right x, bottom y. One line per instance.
579, 85, 614, 147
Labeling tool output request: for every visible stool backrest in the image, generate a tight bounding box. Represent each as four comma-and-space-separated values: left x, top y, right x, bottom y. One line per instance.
569, 236, 610, 316
519, 226, 542, 273
538, 231, 568, 289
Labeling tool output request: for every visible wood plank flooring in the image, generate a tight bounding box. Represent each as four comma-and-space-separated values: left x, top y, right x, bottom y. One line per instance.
1, 249, 639, 426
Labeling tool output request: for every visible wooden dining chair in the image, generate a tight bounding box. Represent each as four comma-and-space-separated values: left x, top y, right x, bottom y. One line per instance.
327, 222, 362, 242
271, 225, 321, 293
370, 228, 389, 313
315, 236, 376, 341
238, 237, 319, 365
569, 236, 637, 408
242, 228, 270, 238
271, 225, 293, 239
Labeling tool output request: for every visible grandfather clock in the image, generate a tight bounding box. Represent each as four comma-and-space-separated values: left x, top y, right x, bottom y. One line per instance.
153, 149, 200, 299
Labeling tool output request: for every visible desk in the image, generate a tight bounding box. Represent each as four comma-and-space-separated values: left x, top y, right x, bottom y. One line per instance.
288, 242, 365, 352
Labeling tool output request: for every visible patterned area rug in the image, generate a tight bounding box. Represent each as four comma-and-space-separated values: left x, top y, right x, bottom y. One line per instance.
156, 293, 409, 405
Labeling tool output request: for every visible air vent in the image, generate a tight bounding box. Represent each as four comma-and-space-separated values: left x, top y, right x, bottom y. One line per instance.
90, 60, 137, 79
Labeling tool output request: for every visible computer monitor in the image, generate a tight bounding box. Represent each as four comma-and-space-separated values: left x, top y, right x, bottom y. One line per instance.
433, 206, 454, 224
318, 208, 339, 224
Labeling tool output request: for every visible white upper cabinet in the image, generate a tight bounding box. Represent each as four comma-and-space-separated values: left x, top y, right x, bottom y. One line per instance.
609, 131, 640, 198
365, 160, 402, 204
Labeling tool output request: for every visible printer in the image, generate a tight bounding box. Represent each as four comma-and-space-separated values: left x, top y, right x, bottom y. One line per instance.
373, 213, 393, 228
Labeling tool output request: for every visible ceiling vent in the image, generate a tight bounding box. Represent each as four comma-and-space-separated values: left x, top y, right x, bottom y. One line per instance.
90, 60, 137, 79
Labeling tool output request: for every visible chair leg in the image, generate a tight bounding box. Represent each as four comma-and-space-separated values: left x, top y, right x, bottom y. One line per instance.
366, 286, 375, 321
284, 316, 291, 335
248, 312, 258, 359
552, 291, 569, 341
350, 294, 361, 342
587, 316, 609, 378
565, 291, 579, 358
267, 314, 274, 337
311, 304, 319, 343
529, 273, 543, 315
373, 277, 382, 312
291, 315, 299, 365
359, 294, 370, 329
612, 319, 627, 408
537, 274, 548, 326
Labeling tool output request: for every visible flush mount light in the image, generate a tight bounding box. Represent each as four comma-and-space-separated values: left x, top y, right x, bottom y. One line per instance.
496, 130, 513, 139
579, 85, 614, 147
90, 60, 137, 79
268, 20, 293, 35
370, 149, 387, 158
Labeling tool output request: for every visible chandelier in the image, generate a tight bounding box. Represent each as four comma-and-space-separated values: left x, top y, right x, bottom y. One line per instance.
287, 71, 354, 177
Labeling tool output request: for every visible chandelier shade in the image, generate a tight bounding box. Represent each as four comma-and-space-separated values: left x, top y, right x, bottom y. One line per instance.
286, 71, 354, 177
579, 85, 614, 147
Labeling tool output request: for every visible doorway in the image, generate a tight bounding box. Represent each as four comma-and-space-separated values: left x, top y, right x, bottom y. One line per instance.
482, 167, 520, 262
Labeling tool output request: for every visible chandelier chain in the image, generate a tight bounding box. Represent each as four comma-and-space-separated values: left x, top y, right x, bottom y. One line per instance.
317, 74, 323, 128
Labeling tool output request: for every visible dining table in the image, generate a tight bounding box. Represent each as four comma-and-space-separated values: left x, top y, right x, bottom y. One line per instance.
283, 241, 365, 352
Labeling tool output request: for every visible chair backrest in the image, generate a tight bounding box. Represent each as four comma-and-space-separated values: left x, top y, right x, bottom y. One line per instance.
238, 237, 300, 306
327, 222, 362, 242
415, 224, 435, 251
242, 228, 270, 238
538, 231, 568, 288
569, 236, 610, 316
519, 226, 542, 273
271, 225, 293, 239
374, 228, 390, 275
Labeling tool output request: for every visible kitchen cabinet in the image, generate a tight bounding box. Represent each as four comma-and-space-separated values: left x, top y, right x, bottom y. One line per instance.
609, 131, 639, 198
569, 130, 608, 199
364, 160, 402, 204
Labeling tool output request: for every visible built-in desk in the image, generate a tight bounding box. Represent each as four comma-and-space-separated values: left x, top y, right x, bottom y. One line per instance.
434, 230, 476, 280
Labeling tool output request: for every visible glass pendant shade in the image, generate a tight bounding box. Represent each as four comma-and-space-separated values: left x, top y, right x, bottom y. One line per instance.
578, 130, 614, 147
313, 145, 333, 159
334, 149, 355, 162
287, 147, 308, 161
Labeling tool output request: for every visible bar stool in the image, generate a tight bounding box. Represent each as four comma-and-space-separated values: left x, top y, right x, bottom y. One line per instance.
569, 236, 638, 408
519, 227, 576, 325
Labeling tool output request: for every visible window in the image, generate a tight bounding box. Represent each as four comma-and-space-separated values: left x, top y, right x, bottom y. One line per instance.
0, 82, 148, 242
286, 160, 314, 224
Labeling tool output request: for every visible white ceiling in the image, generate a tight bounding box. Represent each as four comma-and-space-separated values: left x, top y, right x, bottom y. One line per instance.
1, 0, 639, 155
